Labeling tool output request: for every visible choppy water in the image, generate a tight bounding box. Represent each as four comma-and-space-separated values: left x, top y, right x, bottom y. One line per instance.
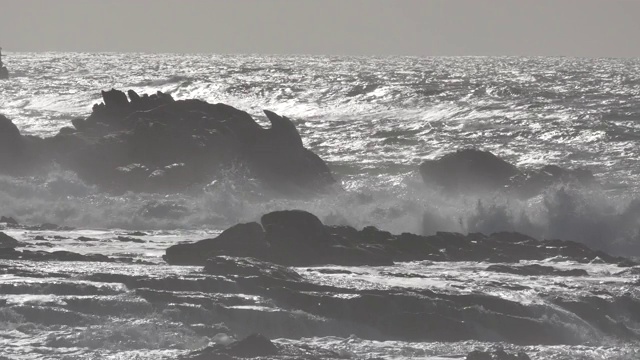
1, 53, 640, 358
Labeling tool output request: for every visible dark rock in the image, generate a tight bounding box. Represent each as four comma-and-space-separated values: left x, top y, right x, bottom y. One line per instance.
165, 210, 393, 266
164, 222, 266, 265
57, 127, 76, 135
0, 216, 18, 225
0, 232, 19, 248
261, 210, 328, 246
420, 149, 519, 193
0, 248, 114, 262
420, 149, 597, 197
467, 350, 493, 360
186, 333, 278, 359
165, 210, 635, 267
102, 88, 129, 111
0, 114, 29, 174
467, 349, 531, 360
34, 236, 46, 241
115, 236, 145, 243
1, 89, 334, 194
35, 223, 60, 231
486, 264, 589, 277
77, 236, 99, 242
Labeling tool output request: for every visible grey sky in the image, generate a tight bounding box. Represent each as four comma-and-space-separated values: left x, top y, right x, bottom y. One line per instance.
1, 0, 639, 57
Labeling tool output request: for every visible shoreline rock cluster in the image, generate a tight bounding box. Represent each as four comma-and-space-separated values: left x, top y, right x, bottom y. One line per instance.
158, 210, 640, 347
1, 211, 638, 350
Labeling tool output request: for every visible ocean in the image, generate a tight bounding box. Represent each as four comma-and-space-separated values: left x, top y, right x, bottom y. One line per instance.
0, 52, 639, 359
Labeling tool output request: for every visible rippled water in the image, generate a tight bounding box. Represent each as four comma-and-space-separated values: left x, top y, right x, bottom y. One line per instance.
1, 53, 640, 358
4, 54, 640, 184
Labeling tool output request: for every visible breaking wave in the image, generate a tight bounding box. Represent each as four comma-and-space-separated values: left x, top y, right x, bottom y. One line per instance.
2, 166, 640, 256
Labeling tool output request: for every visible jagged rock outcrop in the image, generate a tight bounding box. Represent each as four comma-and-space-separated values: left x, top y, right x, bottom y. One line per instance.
0, 89, 335, 194
420, 149, 595, 197
164, 209, 635, 267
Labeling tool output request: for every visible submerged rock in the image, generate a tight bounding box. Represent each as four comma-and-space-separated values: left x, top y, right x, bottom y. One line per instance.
420, 148, 595, 197
0, 89, 334, 194
164, 210, 635, 267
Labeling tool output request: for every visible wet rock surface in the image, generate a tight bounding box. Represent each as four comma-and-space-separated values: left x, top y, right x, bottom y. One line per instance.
0, 223, 639, 358
165, 210, 634, 267
420, 149, 596, 197
0, 89, 334, 194
151, 210, 640, 348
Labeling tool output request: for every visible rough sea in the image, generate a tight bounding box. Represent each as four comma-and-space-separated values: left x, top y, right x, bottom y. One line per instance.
1, 53, 640, 359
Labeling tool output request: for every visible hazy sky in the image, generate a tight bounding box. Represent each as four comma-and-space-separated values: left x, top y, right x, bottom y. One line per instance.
1, 0, 639, 57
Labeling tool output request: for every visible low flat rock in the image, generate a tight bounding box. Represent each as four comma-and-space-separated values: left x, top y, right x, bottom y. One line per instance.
164, 210, 635, 267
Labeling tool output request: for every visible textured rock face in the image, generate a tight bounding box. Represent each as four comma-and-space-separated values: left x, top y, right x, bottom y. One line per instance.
164, 209, 635, 267
0, 89, 335, 194
420, 149, 595, 197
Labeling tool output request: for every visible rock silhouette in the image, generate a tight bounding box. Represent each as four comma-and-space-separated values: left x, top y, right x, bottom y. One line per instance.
164, 209, 634, 267
0, 89, 335, 194
420, 149, 595, 197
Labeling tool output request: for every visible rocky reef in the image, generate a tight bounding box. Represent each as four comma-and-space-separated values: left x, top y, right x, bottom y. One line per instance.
0, 89, 335, 194
420, 149, 595, 197
157, 210, 640, 346
164, 209, 633, 267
